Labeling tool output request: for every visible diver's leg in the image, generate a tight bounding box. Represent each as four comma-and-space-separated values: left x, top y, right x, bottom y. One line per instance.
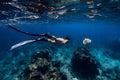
10, 37, 56, 50
41, 33, 57, 39
37, 37, 56, 43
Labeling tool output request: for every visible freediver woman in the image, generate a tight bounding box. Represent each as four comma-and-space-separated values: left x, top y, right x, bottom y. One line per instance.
7, 24, 70, 50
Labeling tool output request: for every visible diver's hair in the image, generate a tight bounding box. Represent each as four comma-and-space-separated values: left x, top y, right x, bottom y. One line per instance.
7, 24, 43, 36
64, 37, 70, 40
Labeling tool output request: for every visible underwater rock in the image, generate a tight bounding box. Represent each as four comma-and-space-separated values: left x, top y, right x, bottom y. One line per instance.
47, 68, 62, 80
32, 49, 51, 62
22, 49, 67, 80
28, 71, 42, 80
71, 47, 99, 79
29, 50, 51, 74
28, 68, 64, 80
29, 58, 50, 74
52, 60, 61, 70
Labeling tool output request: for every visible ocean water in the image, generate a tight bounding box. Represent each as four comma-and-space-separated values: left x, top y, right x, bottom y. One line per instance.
0, 0, 120, 80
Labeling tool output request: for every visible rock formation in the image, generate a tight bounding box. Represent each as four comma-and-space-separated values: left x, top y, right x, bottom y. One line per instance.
71, 47, 100, 79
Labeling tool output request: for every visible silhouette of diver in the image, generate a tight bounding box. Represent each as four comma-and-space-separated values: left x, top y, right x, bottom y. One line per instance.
7, 24, 70, 50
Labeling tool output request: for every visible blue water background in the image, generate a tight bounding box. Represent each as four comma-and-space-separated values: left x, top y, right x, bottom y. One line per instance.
0, 0, 120, 79
0, 22, 120, 52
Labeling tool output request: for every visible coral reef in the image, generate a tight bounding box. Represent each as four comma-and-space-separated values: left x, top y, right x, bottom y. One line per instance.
22, 49, 67, 80
71, 47, 100, 79
1, 44, 120, 80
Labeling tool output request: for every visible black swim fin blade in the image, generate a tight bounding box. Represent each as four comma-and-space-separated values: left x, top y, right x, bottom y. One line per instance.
7, 24, 43, 36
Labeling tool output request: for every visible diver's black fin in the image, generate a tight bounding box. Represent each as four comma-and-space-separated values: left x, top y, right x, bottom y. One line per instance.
7, 24, 43, 36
